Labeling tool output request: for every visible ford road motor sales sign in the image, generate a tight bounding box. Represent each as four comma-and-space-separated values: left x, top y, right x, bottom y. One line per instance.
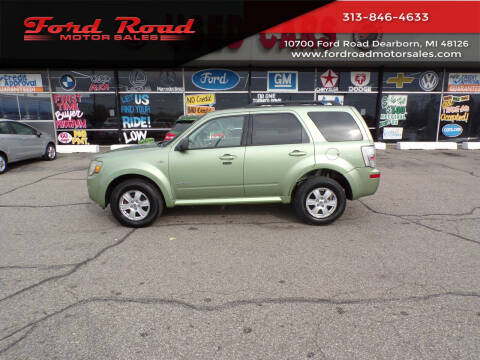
24, 17, 196, 41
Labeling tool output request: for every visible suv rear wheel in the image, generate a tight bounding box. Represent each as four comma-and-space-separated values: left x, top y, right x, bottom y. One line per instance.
110, 179, 163, 227
294, 176, 346, 225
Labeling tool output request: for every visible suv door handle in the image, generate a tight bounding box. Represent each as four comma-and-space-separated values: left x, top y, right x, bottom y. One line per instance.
288, 150, 307, 157
219, 154, 237, 161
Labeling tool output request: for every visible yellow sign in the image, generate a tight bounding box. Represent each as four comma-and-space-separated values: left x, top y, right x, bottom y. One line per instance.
185, 93, 215, 106
187, 105, 215, 115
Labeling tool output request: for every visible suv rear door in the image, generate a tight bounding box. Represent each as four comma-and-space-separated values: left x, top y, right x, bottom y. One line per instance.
169, 114, 247, 199
307, 110, 369, 169
244, 112, 315, 197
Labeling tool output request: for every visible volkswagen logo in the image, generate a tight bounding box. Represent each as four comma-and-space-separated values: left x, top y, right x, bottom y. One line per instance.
419, 71, 439, 91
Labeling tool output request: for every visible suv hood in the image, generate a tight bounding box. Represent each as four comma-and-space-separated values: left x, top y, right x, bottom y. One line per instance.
96, 142, 168, 160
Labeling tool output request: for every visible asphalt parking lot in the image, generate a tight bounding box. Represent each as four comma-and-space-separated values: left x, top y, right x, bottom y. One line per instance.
0, 148, 479, 360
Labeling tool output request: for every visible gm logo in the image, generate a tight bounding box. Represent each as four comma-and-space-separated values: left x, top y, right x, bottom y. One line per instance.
268, 71, 298, 92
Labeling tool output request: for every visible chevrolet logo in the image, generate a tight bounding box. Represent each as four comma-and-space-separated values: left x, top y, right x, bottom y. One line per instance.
386, 73, 414, 88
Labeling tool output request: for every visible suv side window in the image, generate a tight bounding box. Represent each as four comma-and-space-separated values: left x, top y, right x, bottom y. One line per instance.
251, 113, 309, 146
0, 122, 13, 134
188, 115, 245, 149
9, 122, 36, 136
308, 111, 363, 141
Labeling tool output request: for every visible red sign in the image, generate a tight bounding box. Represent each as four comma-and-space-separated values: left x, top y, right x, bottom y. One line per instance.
24, 17, 195, 41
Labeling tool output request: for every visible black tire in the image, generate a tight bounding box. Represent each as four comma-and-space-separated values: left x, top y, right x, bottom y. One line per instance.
0, 153, 7, 174
43, 143, 56, 161
110, 179, 163, 227
294, 176, 346, 225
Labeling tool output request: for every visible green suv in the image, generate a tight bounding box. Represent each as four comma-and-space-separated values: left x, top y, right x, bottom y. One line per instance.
87, 105, 380, 227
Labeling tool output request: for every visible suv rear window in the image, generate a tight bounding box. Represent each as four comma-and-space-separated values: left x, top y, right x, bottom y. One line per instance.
308, 111, 363, 141
251, 113, 309, 145
172, 122, 192, 132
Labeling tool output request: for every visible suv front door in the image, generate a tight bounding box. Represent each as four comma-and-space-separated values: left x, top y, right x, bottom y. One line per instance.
169, 114, 247, 200
244, 112, 315, 197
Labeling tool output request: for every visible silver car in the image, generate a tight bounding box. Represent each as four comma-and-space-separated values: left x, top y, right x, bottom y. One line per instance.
0, 119, 56, 174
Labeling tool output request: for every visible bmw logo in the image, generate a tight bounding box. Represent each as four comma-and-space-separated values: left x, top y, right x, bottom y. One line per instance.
60, 74, 76, 91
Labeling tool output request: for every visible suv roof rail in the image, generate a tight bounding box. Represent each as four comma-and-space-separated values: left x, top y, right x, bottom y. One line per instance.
246, 100, 343, 107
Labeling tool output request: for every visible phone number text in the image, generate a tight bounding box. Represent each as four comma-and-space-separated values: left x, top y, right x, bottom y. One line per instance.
343, 12, 429, 22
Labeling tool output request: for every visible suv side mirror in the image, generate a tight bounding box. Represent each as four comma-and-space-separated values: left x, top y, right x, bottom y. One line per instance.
36, 131, 42, 137
175, 137, 189, 152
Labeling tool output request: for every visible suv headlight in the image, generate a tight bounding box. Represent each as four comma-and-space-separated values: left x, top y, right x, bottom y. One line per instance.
88, 160, 103, 176
361, 146, 375, 168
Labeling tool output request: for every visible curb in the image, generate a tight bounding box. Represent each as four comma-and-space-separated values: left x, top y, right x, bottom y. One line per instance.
396, 142, 458, 150
110, 144, 134, 150
461, 142, 480, 150
57, 145, 100, 153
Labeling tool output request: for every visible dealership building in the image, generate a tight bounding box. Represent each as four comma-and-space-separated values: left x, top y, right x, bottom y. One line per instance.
1, 33, 479, 147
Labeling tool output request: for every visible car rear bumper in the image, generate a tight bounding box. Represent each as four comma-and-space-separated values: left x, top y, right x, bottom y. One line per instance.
347, 167, 380, 200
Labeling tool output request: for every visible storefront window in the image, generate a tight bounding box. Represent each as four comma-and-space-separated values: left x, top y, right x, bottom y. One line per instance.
378, 70, 443, 142
18, 94, 52, 120
440, 72, 480, 141
0, 94, 20, 120
53, 93, 118, 145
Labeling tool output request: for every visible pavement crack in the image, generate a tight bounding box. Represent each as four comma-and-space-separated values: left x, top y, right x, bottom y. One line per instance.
1, 291, 480, 353
358, 201, 480, 246
359, 201, 480, 218
0, 325, 36, 355
0, 168, 85, 197
0, 263, 77, 271
0, 229, 136, 303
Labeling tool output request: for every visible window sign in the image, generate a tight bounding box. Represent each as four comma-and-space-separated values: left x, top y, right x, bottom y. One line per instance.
185, 93, 216, 115
120, 93, 153, 144
379, 95, 408, 127
317, 94, 344, 105
447, 73, 480, 92
0, 74, 43, 92
267, 71, 298, 92
439, 95, 470, 140
191, 69, 240, 91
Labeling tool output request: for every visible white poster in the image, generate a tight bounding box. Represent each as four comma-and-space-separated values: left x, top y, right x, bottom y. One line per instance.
383, 127, 403, 140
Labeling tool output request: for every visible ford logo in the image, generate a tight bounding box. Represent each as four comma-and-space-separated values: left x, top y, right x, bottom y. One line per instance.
442, 123, 463, 137
192, 69, 240, 91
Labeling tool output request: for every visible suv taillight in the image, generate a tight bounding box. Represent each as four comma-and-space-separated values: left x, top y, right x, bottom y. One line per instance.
361, 146, 376, 168
164, 132, 176, 141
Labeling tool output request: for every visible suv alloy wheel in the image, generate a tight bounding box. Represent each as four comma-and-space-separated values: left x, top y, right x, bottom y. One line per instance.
294, 176, 346, 225
110, 179, 163, 227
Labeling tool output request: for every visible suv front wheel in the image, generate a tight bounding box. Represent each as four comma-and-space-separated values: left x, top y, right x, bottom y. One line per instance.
110, 179, 163, 227
294, 176, 346, 225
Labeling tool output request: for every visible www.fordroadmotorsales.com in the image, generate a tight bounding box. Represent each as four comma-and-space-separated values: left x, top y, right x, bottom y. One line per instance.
291, 50, 462, 59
